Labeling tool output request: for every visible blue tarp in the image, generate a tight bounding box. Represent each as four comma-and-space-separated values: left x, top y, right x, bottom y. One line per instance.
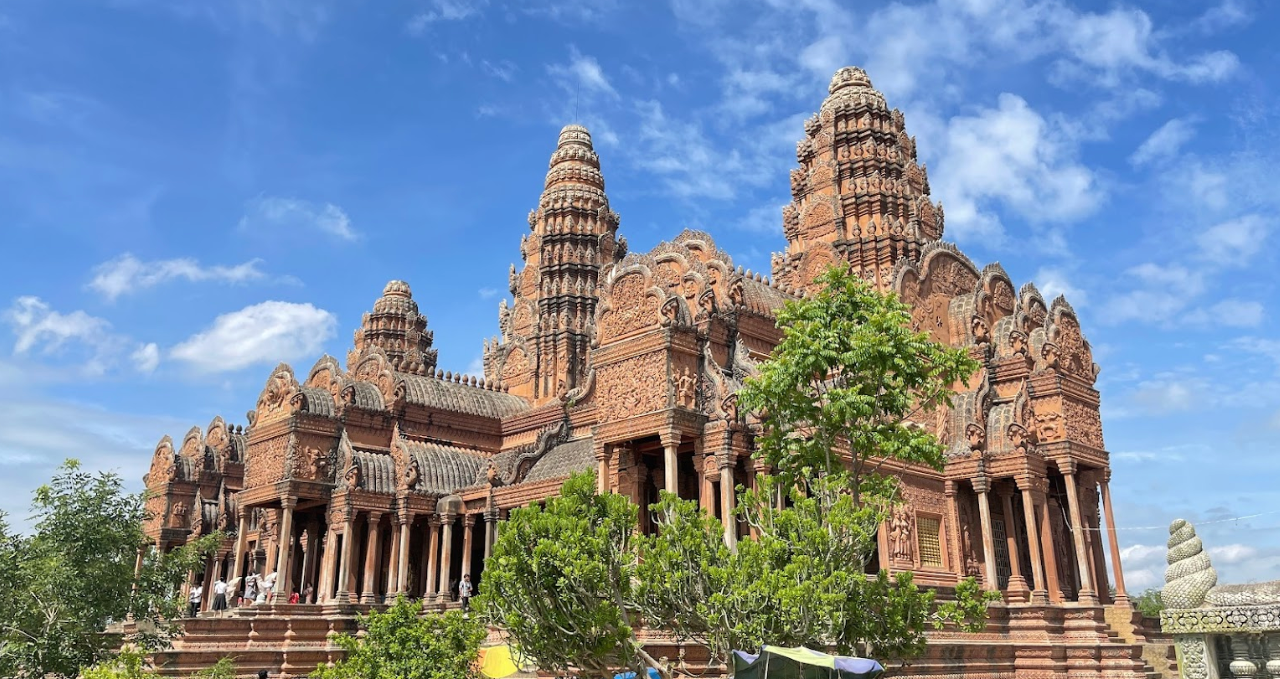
731, 646, 884, 679
614, 668, 662, 679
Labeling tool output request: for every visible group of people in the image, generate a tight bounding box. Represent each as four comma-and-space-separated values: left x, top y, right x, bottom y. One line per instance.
185, 572, 475, 617
185, 570, 318, 617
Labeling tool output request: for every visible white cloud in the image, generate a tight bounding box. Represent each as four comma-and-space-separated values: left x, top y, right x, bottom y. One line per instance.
406, 0, 486, 34
1194, 0, 1252, 33
932, 94, 1098, 242
1185, 299, 1265, 328
170, 301, 337, 372
1034, 267, 1087, 306
1100, 264, 1203, 325
1196, 215, 1270, 266
239, 196, 357, 241
1130, 118, 1196, 167
131, 342, 160, 373
88, 253, 266, 301
481, 60, 517, 82
1209, 543, 1257, 565
5, 296, 110, 356
1128, 377, 1201, 415
547, 47, 618, 100
478, 287, 498, 299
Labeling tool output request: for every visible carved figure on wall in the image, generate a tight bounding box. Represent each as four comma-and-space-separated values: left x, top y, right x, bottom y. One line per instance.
971, 316, 990, 347
498, 299, 512, 338
676, 365, 696, 409
1034, 409, 1063, 443
1007, 423, 1034, 455
890, 506, 915, 562
1009, 329, 1028, 358
344, 464, 362, 491
307, 448, 328, 481
173, 502, 188, 518
487, 461, 501, 487
966, 423, 986, 453
402, 458, 421, 492
1040, 342, 1061, 372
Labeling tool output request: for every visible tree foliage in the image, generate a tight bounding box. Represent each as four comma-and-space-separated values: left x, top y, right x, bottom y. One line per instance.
477, 473, 663, 677
310, 598, 484, 679
0, 459, 222, 679
1133, 588, 1164, 619
736, 265, 980, 498
483, 265, 996, 675
637, 476, 992, 666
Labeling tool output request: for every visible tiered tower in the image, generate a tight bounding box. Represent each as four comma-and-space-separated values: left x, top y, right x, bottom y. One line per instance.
484, 124, 623, 403
348, 280, 438, 375
772, 67, 944, 292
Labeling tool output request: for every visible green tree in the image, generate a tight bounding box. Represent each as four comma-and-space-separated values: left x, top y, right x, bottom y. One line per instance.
636, 476, 993, 668
78, 648, 151, 679
0, 460, 222, 678
478, 473, 665, 678
1132, 588, 1164, 619
310, 598, 484, 679
483, 265, 996, 675
736, 264, 980, 501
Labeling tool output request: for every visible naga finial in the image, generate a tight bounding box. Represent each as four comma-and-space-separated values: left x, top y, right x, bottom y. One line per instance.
1163, 518, 1217, 609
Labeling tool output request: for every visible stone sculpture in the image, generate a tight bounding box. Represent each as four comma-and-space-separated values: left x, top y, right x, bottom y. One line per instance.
1164, 518, 1218, 610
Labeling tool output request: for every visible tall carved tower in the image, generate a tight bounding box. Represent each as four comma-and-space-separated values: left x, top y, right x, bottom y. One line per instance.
348, 279, 438, 375
484, 125, 623, 403
772, 67, 944, 292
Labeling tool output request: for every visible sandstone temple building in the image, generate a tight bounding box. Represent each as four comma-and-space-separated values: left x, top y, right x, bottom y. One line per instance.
138, 67, 1174, 678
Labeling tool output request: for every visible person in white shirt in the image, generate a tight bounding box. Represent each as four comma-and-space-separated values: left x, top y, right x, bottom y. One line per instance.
187, 584, 203, 618
459, 574, 473, 612
262, 571, 278, 604
243, 573, 259, 606
211, 578, 228, 614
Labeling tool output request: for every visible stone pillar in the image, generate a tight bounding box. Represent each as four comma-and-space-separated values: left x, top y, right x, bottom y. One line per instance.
694, 454, 713, 514
1099, 470, 1130, 605
425, 515, 441, 601
484, 510, 496, 562
661, 432, 680, 495
200, 555, 216, 612
595, 444, 611, 494
318, 529, 335, 603
719, 454, 737, 549
1060, 461, 1099, 605
386, 520, 401, 600
336, 514, 356, 603
274, 497, 296, 601
998, 486, 1029, 601
299, 525, 317, 601
397, 512, 413, 594
1039, 497, 1063, 603
231, 509, 250, 585
1018, 479, 1049, 604
437, 514, 455, 604
944, 481, 962, 573
973, 476, 999, 592
361, 512, 382, 604
461, 514, 476, 584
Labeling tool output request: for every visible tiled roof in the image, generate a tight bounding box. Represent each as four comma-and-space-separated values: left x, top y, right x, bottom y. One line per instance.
345, 382, 385, 411
353, 450, 397, 494
524, 438, 594, 483
294, 387, 336, 418
399, 439, 487, 495
396, 373, 530, 419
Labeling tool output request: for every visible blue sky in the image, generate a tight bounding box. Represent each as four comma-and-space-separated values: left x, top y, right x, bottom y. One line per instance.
2, 0, 1278, 588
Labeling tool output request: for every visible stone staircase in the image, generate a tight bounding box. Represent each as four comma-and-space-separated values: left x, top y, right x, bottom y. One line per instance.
1103, 604, 1179, 679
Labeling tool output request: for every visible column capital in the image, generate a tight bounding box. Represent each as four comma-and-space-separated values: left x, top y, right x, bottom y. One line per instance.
237, 506, 249, 520
429, 514, 443, 527
280, 496, 297, 510
971, 475, 991, 494
1102, 467, 1112, 484
463, 513, 477, 527
717, 452, 738, 470
1058, 459, 1079, 476
366, 511, 382, 526
943, 479, 958, 497
995, 483, 1017, 500
1016, 475, 1048, 495
484, 507, 500, 522
438, 512, 456, 524
660, 430, 682, 448
397, 508, 415, 525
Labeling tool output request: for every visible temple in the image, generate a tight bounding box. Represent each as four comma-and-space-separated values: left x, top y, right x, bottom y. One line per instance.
137, 68, 1175, 678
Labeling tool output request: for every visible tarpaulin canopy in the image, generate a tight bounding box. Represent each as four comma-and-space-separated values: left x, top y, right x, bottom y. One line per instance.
614, 668, 661, 679
732, 646, 884, 679
478, 645, 520, 679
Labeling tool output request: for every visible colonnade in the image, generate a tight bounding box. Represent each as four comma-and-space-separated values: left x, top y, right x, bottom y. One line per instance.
967, 463, 1128, 607
224, 501, 507, 608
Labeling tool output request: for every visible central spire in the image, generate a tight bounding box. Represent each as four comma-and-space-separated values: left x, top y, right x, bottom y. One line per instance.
483, 124, 623, 404
772, 66, 944, 293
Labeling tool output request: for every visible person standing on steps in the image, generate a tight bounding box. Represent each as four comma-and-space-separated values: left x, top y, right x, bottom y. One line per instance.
187, 583, 203, 618
211, 577, 228, 615
459, 574, 473, 612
